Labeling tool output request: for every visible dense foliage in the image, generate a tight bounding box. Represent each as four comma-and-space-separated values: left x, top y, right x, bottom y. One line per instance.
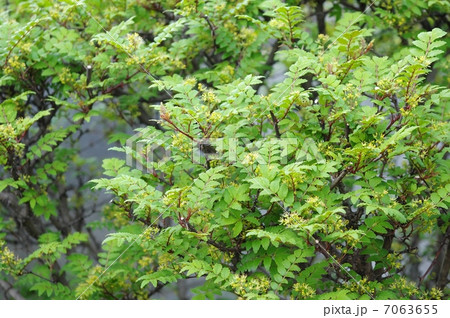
0, 0, 449, 300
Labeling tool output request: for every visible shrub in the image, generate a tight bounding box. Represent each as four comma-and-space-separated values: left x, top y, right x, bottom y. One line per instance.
0, 0, 448, 300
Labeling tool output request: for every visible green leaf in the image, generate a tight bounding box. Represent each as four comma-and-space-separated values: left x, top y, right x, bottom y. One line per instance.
261, 237, 270, 250
430, 193, 440, 204
231, 221, 243, 238
278, 183, 289, 200
382, 207, 406, 223
137, 269, 177, 288
0, 178, 14, 192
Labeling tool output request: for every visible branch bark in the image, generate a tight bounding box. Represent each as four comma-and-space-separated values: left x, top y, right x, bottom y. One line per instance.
316, 0, 326, 34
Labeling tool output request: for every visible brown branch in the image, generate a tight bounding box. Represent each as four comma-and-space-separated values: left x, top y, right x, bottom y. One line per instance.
419, 231, 450, 286
182, 220, 239, 255
330, 169, 349, 190
201, 14, 217, 58
316, 0, 326, 34
269, 111, 281, 138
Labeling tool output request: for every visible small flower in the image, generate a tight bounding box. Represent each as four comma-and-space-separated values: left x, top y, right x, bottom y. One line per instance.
238, 28, 257, 46
58, 67, 74, 85
126, 33, 143, 51
5, 55, 26, 74
184, 77, 197, 86
269, 19, 285, 29
209, 111, 222, 123
293, 282, 316, 299
201, 90, 217, 104
242, 152, 259, 165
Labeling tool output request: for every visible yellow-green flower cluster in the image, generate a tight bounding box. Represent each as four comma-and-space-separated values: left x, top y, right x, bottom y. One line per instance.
238, 28, 257, 47
49, 3, 77, 23
137, 256, 153, 268
0, 124, 24, 159
85, 265, 102, 286
214, 3, 226, 12
184, 77, 197, 87
360, 141, 379, 153
18, 42, 32, 54
219, 65, 235, 83
208, 111, 222, 124
114, 279, 132, 293
376, 78, 393, 91
202, 90, 218, 104
171, 59, 186, 69
346, 277, 375, 295
430, 120, 446, 132
326, 217, 348, 233
406, 93, 422, 109
0, 124, 16, 142
281, 170, 305, 188
342, 83, 360, 104
179, 0, 197, 15
421, 287, 444, 300
386, 253, 403, 270
59, 67, 74, 85
344, 232, 361, 248
172, 132, 192, 154
268, 19, 285, 30
0, 245, 20, 269
172, 133, 192, 154
296, 95, 312, 107
230, 274, 270, 297
380, 0, 394, 10
389, 277, 418, 297
224, 21, 238, 33
158, 252, 176, 270
142, 226, 160, 241
317, 33, 329, 44
126, 33, 143, 51
125, 55, 146, 66
306, 196, 324, 208
197, 83, 206, 92
196, 209, 214, 224
207, 245, 228, 262
371, 189, 389, 201
103, 204, 130, 227
4, 56, 26, 75
384, 15, 407, 32
279, 212, 307, 229
407, 199, 438, 232
242, 152, 259, 165
49, 4, 63, 20
209, 131, 224, 139
293, 282, 316, 299
230, 274, 247, 292
136, 289, 150, 300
